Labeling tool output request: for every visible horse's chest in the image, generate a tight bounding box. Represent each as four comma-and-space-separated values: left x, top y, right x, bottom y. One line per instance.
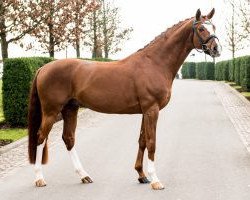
136, 73, 172, 110
158, 93, 171, 109
148, 85, 171, 110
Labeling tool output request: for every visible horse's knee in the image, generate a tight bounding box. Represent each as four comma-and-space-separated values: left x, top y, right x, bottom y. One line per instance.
62, 135, 75, 150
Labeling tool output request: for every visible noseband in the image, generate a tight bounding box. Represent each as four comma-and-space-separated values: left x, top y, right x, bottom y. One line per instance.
192, 20, 218, 54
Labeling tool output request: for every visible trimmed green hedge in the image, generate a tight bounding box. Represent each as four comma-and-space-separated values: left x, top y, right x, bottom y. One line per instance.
188, 62, 196, 78
229, 60, 235, 81
215, 55, 250, 91
181, 63, 188, 79
195, 62, 214, 80
215, 61, 223, 81
241, 56, 250, 91
2, 57, 54, 126
234, 57, 242, 85
196, 62, 206, 80
182, 62, 214, 80
181, 55, 250, 91
205, 62, 215, 80
181, 62, 196, 79
215, 61, 229, 81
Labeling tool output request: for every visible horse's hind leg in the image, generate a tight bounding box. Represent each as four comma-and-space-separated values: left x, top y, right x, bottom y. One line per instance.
34, 139, 47, 187
135, 116, 150, 184
61, 101, 93, 184
35, 113, 58, 187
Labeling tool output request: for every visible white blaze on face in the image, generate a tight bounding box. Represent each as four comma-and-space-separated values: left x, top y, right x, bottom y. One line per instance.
203, 21, 216, 35
203, 21, 222, 56
214, 37, 222, 55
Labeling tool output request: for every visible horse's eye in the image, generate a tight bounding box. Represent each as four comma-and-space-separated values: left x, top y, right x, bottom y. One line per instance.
199, 27, 205, 32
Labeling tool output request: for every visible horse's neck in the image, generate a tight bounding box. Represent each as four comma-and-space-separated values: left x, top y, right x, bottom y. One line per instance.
138, 19, 194, 80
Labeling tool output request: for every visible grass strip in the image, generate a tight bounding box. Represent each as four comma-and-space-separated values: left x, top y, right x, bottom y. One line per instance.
0, 128, 27, 142
0, 80, 4, 122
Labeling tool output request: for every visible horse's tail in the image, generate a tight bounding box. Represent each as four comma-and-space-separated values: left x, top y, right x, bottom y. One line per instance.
28, 70, 48, 164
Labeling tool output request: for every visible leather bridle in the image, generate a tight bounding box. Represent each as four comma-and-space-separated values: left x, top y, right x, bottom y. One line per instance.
192, 20, 219, 55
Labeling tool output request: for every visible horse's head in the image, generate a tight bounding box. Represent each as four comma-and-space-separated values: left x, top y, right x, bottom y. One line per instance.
192, 8, 221, 57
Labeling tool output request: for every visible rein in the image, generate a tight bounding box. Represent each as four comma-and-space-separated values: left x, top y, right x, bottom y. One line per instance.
192, 20, 218, 54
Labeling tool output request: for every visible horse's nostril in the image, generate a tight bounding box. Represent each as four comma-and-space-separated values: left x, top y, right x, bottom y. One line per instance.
213, 45, 218, 52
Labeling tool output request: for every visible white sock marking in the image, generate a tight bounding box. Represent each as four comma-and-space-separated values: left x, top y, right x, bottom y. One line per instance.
148, 159, 160, 183
34, 140, 46, 181
69, 147, 89, 179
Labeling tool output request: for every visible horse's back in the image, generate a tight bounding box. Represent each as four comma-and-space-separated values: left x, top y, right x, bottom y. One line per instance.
36, 58, 142, 114
72, 60, 142, 113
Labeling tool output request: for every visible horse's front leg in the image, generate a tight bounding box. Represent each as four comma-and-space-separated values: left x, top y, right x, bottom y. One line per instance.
144, 106, 164, 190
134, 116, 150, 184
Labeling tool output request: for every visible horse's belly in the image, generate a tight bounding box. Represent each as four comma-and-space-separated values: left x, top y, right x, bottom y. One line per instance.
85, 104, 142, 114
77, 92, 142, 114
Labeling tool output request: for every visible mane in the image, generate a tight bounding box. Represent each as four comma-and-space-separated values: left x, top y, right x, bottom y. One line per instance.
137, 17, 193, 52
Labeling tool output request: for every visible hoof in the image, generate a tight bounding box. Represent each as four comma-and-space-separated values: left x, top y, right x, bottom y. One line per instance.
35, 179, 47, 187
138, 177, 150, 184
81, 176, 93, 184
151, 182, 165, 190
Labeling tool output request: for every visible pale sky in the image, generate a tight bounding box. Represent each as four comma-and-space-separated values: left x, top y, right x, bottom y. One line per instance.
6, 0, 250, 62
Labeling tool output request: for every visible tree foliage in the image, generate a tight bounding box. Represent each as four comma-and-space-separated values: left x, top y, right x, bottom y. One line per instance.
100, 0, 133, 58
0, 0, 47, 59
68, 0, 99, 58
224, 0, 245, 60
0, 0, 133, 59
239, 0, 250, 36
28, 0, 73, 57
86, 0, 133, 58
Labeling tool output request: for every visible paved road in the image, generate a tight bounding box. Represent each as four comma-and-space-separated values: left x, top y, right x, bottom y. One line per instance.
1, 80, 250, 200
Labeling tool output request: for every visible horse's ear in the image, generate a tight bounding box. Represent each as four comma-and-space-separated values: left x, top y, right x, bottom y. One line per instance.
196, 9, 201, 21
207, 8, 215, 19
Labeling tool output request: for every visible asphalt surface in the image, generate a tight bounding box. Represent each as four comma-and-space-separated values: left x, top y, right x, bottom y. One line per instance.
1, 79, 250, 200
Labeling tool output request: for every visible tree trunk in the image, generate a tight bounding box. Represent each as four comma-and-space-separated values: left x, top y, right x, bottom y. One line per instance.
49, 23, 54, 58
92, 10, 97, 58
231, 4, 235, 70
48, 3, 55, 58
104, 49, 108, 59
75, 4, 80, 58
76, 38, 80, 58
102, 0, 108, 58
96, 38, 103, 58
0, 2, 8, 60
49, 47, 54, 57
232, 44, 235, 77
232, 45, 235, 60
0, 32, 8, 60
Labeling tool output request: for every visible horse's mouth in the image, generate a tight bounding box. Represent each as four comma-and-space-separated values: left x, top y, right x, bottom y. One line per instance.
205, 48, 221, 58
211, 51, 221, 58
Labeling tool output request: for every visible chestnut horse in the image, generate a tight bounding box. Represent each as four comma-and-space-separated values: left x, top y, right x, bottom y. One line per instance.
28, 9, 221, 190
